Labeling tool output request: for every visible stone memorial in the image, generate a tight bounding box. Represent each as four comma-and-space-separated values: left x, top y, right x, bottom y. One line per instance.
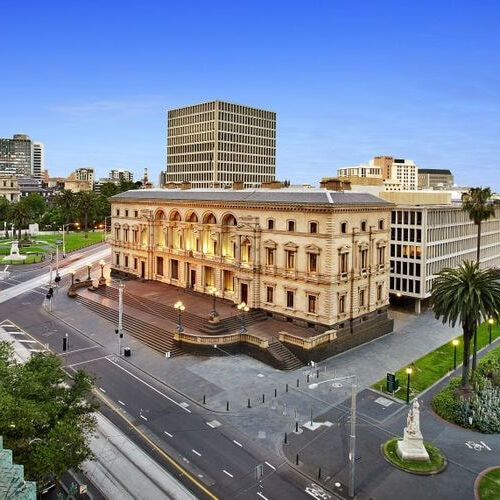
2, 241, 26, 262
396, 399, 430, 461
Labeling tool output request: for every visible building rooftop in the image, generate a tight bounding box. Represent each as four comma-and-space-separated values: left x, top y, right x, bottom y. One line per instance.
418, 168, 452, 175
111, 188, 392, 206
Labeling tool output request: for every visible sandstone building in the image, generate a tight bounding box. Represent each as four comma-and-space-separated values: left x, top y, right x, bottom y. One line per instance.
109, 187, 393, 349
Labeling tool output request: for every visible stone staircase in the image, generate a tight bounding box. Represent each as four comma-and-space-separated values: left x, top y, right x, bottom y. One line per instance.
75, 295, 183, 357
267, 340, 304, 370
92, 285, 268, 334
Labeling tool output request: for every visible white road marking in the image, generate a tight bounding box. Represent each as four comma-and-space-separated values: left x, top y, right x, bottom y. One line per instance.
140, 414, 148, 421
480, 441, 492, 451
59, 345, 100, 356
17, 339, 37, 343
257, 493, 270, 500
106, 358, 191, 413
206, 422, 215, 428
164, 431, 173, 437
192, 449, 201, 456
67, 355, 110, 368
233, 440, 243, 447
99, 387, 106, 393
222, 469, 233, 478
118, 400, 125, 406
265, 461, 276, 470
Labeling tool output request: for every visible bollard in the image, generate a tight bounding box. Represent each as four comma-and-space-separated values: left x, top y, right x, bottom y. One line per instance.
203, 394, 206, 405
262, 393, 265, 403
226, 401, 229, 411
316, 369, 319, 378
318, 467, 321, 479
247, 398, 251, 408
286, 383, 288, 393
296, 378, 299, 387
307, 374, 310, 383
295, 421, 299, 432
296, 453, 299, 465
284, 432, 288, 445
274, 388, 277, 397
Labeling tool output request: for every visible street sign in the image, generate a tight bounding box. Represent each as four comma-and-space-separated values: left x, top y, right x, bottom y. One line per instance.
165, 351, 171, 358
386, 373, 399, 392
79, 484, 88, 494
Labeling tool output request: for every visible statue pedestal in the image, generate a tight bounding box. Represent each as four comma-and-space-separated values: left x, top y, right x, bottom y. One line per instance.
396, 429, 430, 461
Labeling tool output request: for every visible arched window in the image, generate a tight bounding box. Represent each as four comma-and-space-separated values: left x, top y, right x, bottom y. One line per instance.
309, 221, 318, 234
378, 219, 385, 230
169, 210, 181, 222
202, 212, 217, 224
221, 213, 237, 226
360, 220, 367, 232
155, 210, 166, 220
267, 218, 275, 230
340, 222, 347, 234
186, 211, 199, 223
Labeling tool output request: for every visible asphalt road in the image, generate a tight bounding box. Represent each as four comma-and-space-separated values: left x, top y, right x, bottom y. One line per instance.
0, 260, 328, 500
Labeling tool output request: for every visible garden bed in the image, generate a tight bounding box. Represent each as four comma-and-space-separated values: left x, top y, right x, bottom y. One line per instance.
478, 467, 500, 500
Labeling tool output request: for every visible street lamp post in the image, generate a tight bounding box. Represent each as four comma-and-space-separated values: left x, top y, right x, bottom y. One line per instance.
452, 339, 459, 370
237, 301, 249, 333
117, 281, 124, 355
209, 287, 218, 317
86, 263, 92, 281
174, 301, 185, 332
309, 374, 357, 498
69, 270, 75, 286
405, 367, 413, 404
99, 259, 106, 284
488, 318, 494, 344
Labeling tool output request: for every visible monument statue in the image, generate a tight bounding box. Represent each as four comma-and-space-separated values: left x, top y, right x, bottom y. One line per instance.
396, 400, 430, 461
2, 240, 27, 262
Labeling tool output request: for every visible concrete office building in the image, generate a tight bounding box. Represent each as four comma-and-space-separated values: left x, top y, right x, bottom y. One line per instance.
418, 168, 454, 189
163, 100, 276, 188
0, 134, 43, 177
372, 156, 418, 190
337, 165, 382, 178
382, 191, 500, 313
109, 169, 134, 183
108, 185, 394, 361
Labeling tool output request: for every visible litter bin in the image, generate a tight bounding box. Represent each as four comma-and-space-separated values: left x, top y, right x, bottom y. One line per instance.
124, 347, 131, 357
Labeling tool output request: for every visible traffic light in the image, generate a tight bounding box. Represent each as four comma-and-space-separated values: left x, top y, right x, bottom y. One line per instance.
46, 287, 54, 300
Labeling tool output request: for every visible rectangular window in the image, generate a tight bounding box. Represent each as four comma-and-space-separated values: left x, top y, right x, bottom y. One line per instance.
171, 259, 179, 280
309, 222, 318, 234
125, 210, 129, 217
287, 220, 295, 232
124, 255, 128, 268
359, 288, 365, 307
134, 258, 137, 270
308, 295, 317, 314
134, 210, 138, 218
115, 253, 120, 266
378, 247, 385, 265
266, 286, 274, 303
266, 248, 275, 266
156, 256, 164, 276
339, 294, 346, 314
267, 219, 274, 230
286, 290, 294, 308
377, 284, 383, 301
286, 250, 295, 270
340, 253, 348, 274
116, 209, 120, 216
360, 249, 368, 270
308, 253, 317, 273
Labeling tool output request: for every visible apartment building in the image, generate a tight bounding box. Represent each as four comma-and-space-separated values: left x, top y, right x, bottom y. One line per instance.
372, 156, 418, 190
163, 100, 276, 188
418, 168, 454, 189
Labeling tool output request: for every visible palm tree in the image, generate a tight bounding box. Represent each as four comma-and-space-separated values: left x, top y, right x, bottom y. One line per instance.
56, 189, 76, 224
432, 261, 500, 390
76, 191, 97, 238
9, 202, 31, 240
462, 187, 495, 370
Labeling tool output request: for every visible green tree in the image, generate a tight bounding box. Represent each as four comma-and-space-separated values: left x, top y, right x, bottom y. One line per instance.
21, 193, 46, 222
462, 187, 496, 370
0, 342, 97, 490
55, 190, 76, 224
431, 261, 500, 390
76, 191, 97, 238
0, 197, 10, 237
99, 182, 119, 199
39, 207, 66, 231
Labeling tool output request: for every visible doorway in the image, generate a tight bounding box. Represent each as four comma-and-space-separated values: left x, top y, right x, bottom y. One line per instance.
190, 269, 196, 288
140, 261, 145, 279
240, 283, 248, 304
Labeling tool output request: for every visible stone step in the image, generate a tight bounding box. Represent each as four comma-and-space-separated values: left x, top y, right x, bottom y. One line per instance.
267, 340, 304, 370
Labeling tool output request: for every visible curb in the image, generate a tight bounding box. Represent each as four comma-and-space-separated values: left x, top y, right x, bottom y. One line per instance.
474, 466, 500, 500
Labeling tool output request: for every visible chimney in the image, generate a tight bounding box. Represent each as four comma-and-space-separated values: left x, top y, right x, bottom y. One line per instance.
233, 180, 244, 190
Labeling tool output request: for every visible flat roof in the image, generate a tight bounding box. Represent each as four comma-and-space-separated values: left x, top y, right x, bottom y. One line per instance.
111, 188, 392, 206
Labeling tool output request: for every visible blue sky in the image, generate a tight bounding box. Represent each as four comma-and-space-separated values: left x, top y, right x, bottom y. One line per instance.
1, 0, 499, 189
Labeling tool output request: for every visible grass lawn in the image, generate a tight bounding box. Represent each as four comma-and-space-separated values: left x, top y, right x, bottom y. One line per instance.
479, 468, 500, 500
382, 438, 445, 473
372, 321, 500, 401
0, 231, 103, 255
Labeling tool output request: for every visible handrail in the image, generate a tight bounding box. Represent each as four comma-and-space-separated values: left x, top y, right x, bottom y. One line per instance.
278, 329, 336, 350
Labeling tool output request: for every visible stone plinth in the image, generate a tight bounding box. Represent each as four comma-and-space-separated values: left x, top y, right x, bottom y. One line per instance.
396, 400, 430, 462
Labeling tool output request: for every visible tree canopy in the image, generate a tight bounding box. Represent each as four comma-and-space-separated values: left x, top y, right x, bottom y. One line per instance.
0, 342, 97, 490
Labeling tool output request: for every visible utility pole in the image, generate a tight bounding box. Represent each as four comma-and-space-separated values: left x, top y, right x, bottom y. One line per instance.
348, 378, 357, 499
117, 281, 124, 355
